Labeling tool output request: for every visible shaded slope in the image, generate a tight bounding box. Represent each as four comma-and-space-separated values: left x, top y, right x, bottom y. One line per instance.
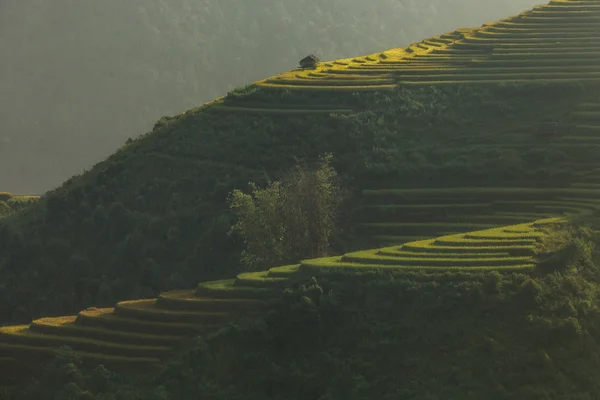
357, 186, 600, 246
2, 0, 600, 325
0, 218, 563, 381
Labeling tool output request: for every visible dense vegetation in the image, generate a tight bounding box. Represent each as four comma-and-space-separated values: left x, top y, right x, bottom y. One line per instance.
0, 0, 540, 193
0, 82, 589, 326
229, 154, 341, 270
4, 217, 600, 399
0, 194, 39, 218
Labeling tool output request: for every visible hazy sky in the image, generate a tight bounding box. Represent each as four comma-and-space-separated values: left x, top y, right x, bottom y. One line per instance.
0, 0, 541, 194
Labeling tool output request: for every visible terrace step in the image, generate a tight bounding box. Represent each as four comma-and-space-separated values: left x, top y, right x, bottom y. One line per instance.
372, 235, 434, 245
114, 299, 229, 324
432, 237, 537, 247
256, 82, 396, 92
400, 241, 536, 256
76, 307, 209, 336
394, 71, 600, 82
235, 271, 290, 288
376, 249, 511, 258
574, 103, 600, 111
195, 279, 281, 299
341, 253, 533, 267
570, 123, 600, 133
267, 264, 303, 278
444, 214, 545, 224
492, 200, 600, 212
462, 232, 543, 241
300, 258, 535, 274
571, 112, 600, 122
29, 316, 183, 347
559, 136, 600, 142
156, 290, 271, 312
265, 78, 396, 86
361, 222, 499, 236
0, 325, 171, 359
357, 203, 492, 219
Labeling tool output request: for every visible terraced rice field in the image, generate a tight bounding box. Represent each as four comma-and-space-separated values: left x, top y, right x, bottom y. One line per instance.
0, 271, 289, 375
358, 186, 600, 246
206, 0, 600, 114
302, 218, 560, 275
556, 103, 600, 176
0, 218, 563, 378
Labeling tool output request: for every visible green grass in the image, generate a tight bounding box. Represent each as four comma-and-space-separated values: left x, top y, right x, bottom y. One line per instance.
256, 82, 396, 91
341, 251, 533, 267
76, 308, 209, 336
195, 279, 282, 299
156, 290, 271, 312
575, 103, 600, 110
266, 264, 302, 278
113, 299, 229, 324
400, 241, 537, 256
432, 236, 537, 247
362, 188, 600, 200
299, 257, 535, 274
0, 325, 171, 358
361, 222, 498, 236
304, 219, 557, 274
376, 249, 511, 258
353, 65, 600, 75
234, 271, 290, 288
265, 78, 396, 86
372, 235, 434, 245
29, 316, 183, 346
395, 71, 600, 82
476, 31, 600, 40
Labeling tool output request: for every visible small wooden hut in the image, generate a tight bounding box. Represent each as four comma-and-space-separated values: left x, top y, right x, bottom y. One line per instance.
299, 54, 320, 69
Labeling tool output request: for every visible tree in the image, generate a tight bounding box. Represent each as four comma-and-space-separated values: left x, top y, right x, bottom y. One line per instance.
229, 154, 340, 270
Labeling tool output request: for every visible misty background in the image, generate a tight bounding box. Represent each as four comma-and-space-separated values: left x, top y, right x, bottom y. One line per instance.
1, 0, 541, 194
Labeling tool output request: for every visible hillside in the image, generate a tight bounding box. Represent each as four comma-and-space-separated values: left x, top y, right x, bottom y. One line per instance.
0, 218, 571, 379
2, 0, 600, 326
0, 0, 540, 194
5, 216, 600, 398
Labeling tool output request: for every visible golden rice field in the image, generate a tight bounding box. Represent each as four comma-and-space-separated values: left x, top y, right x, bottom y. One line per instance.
0, 218, 565, 378
206, 0, 600, 114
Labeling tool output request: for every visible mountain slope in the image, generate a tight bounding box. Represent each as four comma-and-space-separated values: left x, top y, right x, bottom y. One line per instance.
1, 0, 600, 325
0, 0, 541, 194
8, 216, 600, 399
0, 218, 564, 382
